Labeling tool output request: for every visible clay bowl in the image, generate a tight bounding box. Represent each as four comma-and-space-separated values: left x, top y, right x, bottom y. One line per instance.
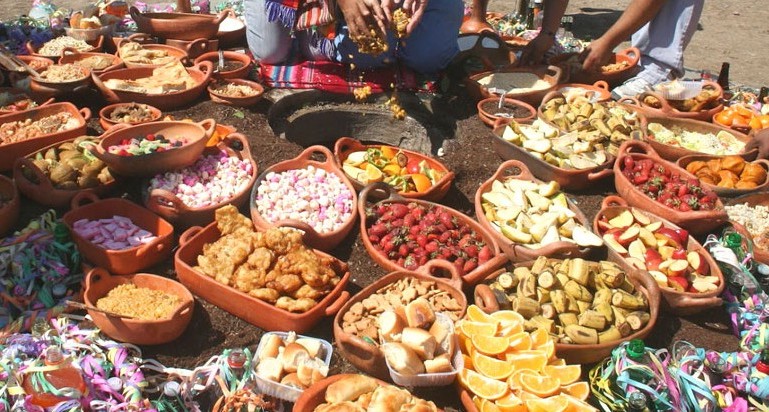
548, 47, 641, 88
62, 192, 175, 275
294, 375, 428, 412
490, 120, 615, 191
677, 154, 769, 197
333, 137, 455, 202
538, 90, 649, 136
0, 175, 20, 236
0, 102, 91, 172
249, 145, 358, 252
116, 41, 189, 69
143, 133, 257, 227
333, 263, 466, 381
207, 79, 264, 107
643, 116, 754, 162
58, 48, 124, 74
358, 182, 508, 286
194, 51, 252, 80
593, 196, 725, 315
725, 192, 769, 265
465, 65, 564, 106
26, 35, 104, 59
475, 159, 599, 262
130, 7, 230, 41
91, 61, 214, 111
554, 81, 613, 102
614, 140, 729, 235
216, 15, 246, 48
174, 222, 351, 333
12, 136, 120, 208
476, 96, 536, 127
99, 102, 163, 130
82, 267, 194, 345
90, 119, 214, 177
29, 64, 92, 98
0, 87, 54, 115
625, 80, 724, 122
64, 25, 114, 43
108, 32, 157, 53
207, 123, 237, 147
165, 38, 218, 60
473, 258, 660, 364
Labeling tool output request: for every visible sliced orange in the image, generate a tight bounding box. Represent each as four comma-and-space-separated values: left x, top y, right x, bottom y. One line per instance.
365, 163, 384, 182
507, 368, 539, 390
473, 395, 484, 410
525, 395, 569, 412
506, 332, 532, 352
502, 350, 548, 372
560, 393, 599, 412
380, 146, 398, 159
463, 354, 475, 371
474, 352, 516, 380
382, 163, 401, 176
490, 310, 525, 324
460, 335, 475, 357
519, 373, 561, 398
410, 173, 432, 192
548, 358, 567, 366
495, 392, 526, 412
536, 339, 555, 360
459, 368, 509, 400
472, 334, 511, 355
467, 305, 497, 324
544, 364, 582, 386
460, 320, 498, 338
529, 328, 549, 348
481, 398, 502, 412
561, 381, 590, 402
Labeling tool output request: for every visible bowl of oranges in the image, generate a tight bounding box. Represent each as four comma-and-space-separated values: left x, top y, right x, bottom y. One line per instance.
334, 137, 455, 202
713, 104, 769, 134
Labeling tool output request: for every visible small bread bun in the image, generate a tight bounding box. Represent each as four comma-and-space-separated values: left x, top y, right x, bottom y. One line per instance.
280, 372, 303, 388
383, 343, 425, 376
401, 327, 437, 360
316, 401, 366, 412
296, 337, 323, 358
405, 298, 435, 329
297, 357, 329, 387
281, 342, 310, 373
429, 315, 455, 356
424, 353, 454, 374
256, 357, 283, 382
259, 334, 284, 361
325, 375, 379, 403
378, 310, 405, 343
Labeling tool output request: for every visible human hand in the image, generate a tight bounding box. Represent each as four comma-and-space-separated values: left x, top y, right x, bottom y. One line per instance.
338, 0, 388, 40
382, 0, 428, 35
745, 128, 769, 159
518, 33, 554, 66
579, 36, 613, 72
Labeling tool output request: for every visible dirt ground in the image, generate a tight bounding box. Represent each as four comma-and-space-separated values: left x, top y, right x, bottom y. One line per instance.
0, 0, 762, 410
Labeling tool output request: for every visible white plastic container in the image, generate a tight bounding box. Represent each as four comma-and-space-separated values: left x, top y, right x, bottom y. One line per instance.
253, 331, 333, 402
65, 25, 113, 42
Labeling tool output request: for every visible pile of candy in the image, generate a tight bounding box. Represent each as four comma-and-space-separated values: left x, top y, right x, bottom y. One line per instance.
107, 134, 187, 156
72, 216, 157, 250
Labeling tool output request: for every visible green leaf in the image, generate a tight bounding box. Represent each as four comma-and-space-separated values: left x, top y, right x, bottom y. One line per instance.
233, 110, 245, 119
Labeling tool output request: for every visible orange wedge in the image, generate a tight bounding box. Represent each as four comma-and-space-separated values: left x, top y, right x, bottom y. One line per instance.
473, 395, 484, 410
561, 393, 599, 412
459, 368, 509, 400
519, 373, 561, 398
490, 310, 526, 324
502, 350, 548, 372
481, 398, 502, 412
467, 305, 497, 324
525, 395, 570, 412
411, 173, 432, 193
536, 339, 555, 360
529, 328, 549, 348
507, 369, 539, 390
495, 392, 526, 412
382, 163, 401, 176
472, 334, 511, 356
463, 354, 475, 371
548, 358, 567, 366
507, 332, 533, 351
474, 352, 516, 380
544, 364, 582, 386
380, 146, 398, 159
365, 163, 384, 182
460, 320, 498, 338
561, 381, 590, 401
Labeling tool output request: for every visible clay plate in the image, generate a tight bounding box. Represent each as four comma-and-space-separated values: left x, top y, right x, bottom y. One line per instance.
677, 154, 769, 197
642, 116, 754, 162
0, 87, 54, 115
476, 96, 536, 127
593, 196, 725, 315
207, 79, 264, 107
554, 81, 613, 102
116, 42, 189, 69
174, 222, 350, 333
0, 175, 20, 236
333, 137, 455, 202
130, 7, 230, 41
548, 47, 641, 88
195, 50, 252, 80
465, 65, 563, 106
58, 48, 124, 74
82, 267, 194, 345
98, 102, 163, 130
725, 192, 769, 265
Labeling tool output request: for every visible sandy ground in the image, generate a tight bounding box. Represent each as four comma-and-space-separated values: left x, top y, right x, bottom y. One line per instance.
1, 0, 767, 87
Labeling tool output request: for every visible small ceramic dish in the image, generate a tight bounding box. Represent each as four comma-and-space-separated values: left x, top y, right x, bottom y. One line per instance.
26, 35, 104, 59
29, 64, 92, 98
333, 137, 455, 202
195, 51, 252, 80
642, 116, 754, 162
677, 154, 769, 197
465, 65, 564, 106
58, 48, 124, 74
554, 81, 613, 102
165, 38, 219, 60
99, 102, 163, 130
174, 222, 351, 333
82, 267, 194, 345
476, 96, 536, 127
249, 145, 358, 252
65, 25, 113, 42
725, 193, 769, 265
549, 47, 641, 88
130, 7, 231, 41
62, 192, 175, 275
207, 79, 264, 107
91, 119, 215, 177
143, 133, 258, 227
593, 196, 724, 315
116, 41, 189, 69
0, 87, 54, 115
0, 175, 20, 236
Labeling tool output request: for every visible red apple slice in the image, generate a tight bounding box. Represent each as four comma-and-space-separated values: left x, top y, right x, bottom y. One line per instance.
648, 270, 669, 288
645, 221, 662, 232
608, 210, 635, 229
626, 256, 647, 271
597, 219, 613, 232
603, 233, 628, 254
655, 228, 683, 248
628, 239, 647, 261
671, 248, 687, 260
645, 249, 662, 270
667, 259, 690, 277
638, 227, 657, 248
658, 245, 676, 261
618, 226, 640, 246
631, 209, 651, 226
686, 251, 710, 275
668, 276, 689, 292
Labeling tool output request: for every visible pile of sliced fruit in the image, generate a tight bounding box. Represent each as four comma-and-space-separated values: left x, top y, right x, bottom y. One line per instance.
342, 146, 446, 193
597, 208, 720, 293
480, 179, 603, 249
458, 305, 597, 412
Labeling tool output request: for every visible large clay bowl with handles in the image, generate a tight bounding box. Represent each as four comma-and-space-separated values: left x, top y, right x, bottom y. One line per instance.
115, 37, 189, 69
622, 80, 725, 122
593, 195, 724, 315
613, 140, 728, 235
293, 375, 439, 412
677, 154, 769, 197
0, 87, 55, 115
129, 7, 231, 41
26, 35, 104, 59
465, 64, 564, 106
58, 47, 124, 74
642, 115, 754, 162
548, 47, 641, 88
725, 192, 769, 265
553, 81, 613, 102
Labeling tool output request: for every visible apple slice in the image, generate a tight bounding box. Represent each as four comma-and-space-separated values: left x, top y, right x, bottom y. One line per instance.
626, 256, 647, 271
655, 228, 683, 248
631, 209, 651, 226
658, 245, 676, 261
645, 249, 662, 270
644, 221, 663, 232
608, 210, 635, 229
648, 270, 669, 288
618, 226, 640, 246
667, 259, 690, 277
628, 239, 647, 261
686, 251, 710, 275
671, 248, 687, 260
691, 279, 718, 293
638, 227, 657, 248
668, 276, 689, 292
603, 233, 628, 254
658, 259, 675, 273
696, 276, 720, 285
572, 225, 604, 247
597, 218, 613, 232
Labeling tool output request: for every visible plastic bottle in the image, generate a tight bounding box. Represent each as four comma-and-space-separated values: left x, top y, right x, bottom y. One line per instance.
532, 0, 544, 29
23, 346, 87, 408
227, 348, 247, 384
717, 62, 730, 92
627, 391, 651, 412
757, 348, 769, 374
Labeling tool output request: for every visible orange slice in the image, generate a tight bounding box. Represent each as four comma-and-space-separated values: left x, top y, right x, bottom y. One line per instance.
507, 369, 539, 390
467, 305, 497, 324
365, 163, 384, 182
503, 350, 548, 372
474, 352, 516, 380
460, 320, 498, 338
561, 381, 590, 402
529, 328, 549, 348
481, 398, 502, 412
380, 146, 398, 159
490, 310, 525, 324
382, 163, 401, 176
548, 358, 567, 366
561, 393, 599, 412
507, 332, 533, 352
473, 395, 484, 410
544, 364, 582, 386
525, 395, 569, 412
459, 368, 509, 400
410, 173, 432, 192
536, 339, 555, 360
463, 354, 475, 371
519, 373, 561, 398
472, 334, 511, 356
495, 392, 526, 412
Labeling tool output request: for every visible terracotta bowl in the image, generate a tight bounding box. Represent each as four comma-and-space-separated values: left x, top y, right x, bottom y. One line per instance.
91, 119, 215, 177
64, 25, 113, 42
13, 136, 120, 208
116, 41, 189, 69
249, 145, 358, 252
0, 175, 20, 236
62, 192, 175, 275
194, 51, 252, 80
554, 81, 613, 102
207, 123, 237, 147
26, 36, 104, 59
593, 196, 725, 315
474, 159, 600, 262
538, 90, 649, 137
91, 61, 214, 111
624, 80, 725, 122
358, 182, 508, 285
130, 7, 230, 41
548, 47, 641, 88
333, 264, 467, 381
725, 193, 769, 265
643, 116, 754, 162
489, 120, 615, 191
473, 258, 660, 364
476, 96, 536, 127
0, 102, 90, 172
143, 133, 257, 227
614, 140, 729, 235
465, 65, 563, 106
216, 16, 246, 48
165, 38, 218, 60
0, 87, 54, 115
82, 267, 194, 345
333, 137, 455, 202
294, 375, 426, 412
677, 154, 769, 197
98, 102, 163, 130
207, 79, 264, 107
29, 64, 92, 98
58, 47, 124, 74
108, 32, 157, 53
174, 222, 350, 333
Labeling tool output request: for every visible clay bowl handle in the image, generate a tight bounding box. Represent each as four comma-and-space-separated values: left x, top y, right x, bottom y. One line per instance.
70, 191, 101, 210
492, 117, 513, 130
587, 167, 614, 182
25, 41, 38, 55
601, 195, 629, 209
183, 38, 208, 57
91, 35, 104, 52
170, 298, 194, 319
129, 6, 144, 23
296, 145, 335, 167
491, 159, 535, 182
179, 226, 203, 247
416, 259, 464, 290
639, 91, 674, 114
91, 72, 120, 103
214, 8, 232, 25
358, 182, 406, 223
618, 139, 658, 159
617, 96, 641, 107
593, 80, 610, 90
197, 118, 217, 139
544, 65, 563, 84
333, 137, 364, 166
619, 47, 641, 67
136, 236, 166, 258
324, 291, 351, 316
85, 266, 114, 292
474, 284, 501, 313
60, 47, 81, 59
702, 79, 724, 98
221, 133, 252, 158
79, 107, 92, 121
195, 60, 214, 84
14, 157, 54, 191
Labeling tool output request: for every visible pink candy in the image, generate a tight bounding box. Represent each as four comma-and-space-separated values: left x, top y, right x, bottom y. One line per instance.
72, 216, 157, 251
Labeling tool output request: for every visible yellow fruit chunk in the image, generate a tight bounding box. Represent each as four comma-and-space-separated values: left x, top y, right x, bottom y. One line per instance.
380, 146, 398, 159
525, 395, 569, 412
519, 373, 561, 398
507, 369, 539, 390
473, 395, 484, 410
502, 350, 548, 372
460, 320, 498, 338
472, 334, 511, 356
529, 328, 549, 348
536, 340, 555, 360
382, 163, 401, 176
560, 393, 599, 412
561, 381, 590, 402
463, 354, 475, 371
495, 392, 526, 412
490, 310, 525, 324
481, 398, 502, 412
411, 173, 432, 193
544, 364, 582, 386
467, 305, 498, 324
507, 332, 533, 351
365, 163, 384, 182
548, 358, 567, 366
459, 368, 509, 400
474, 352, 516, 380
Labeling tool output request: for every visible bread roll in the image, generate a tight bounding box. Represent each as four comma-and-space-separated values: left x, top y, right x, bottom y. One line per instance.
741, 163, 767, 184
405, 298, 435, 329
314, 401, 366, 412
735, 180, 758, 189
383, 343, 425, 376
685, 160, 708, 175
424, 353, 454, 374
402, 399, 439, 412
281, 342, 310, 373
428, 315, 455, 356
297, 357, 329, 387
296, 337, 323, 358
280, 372, 303, 388
256, 357, 283, 382
259, 334, 284, 361
401, 327, 437, 360
368, 385, 412, 412
721, 156, 745, 175
378, 310, 405, 343
325, 375, 379, 403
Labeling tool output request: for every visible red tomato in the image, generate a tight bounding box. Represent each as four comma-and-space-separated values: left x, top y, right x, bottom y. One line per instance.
406, 158, 422, 174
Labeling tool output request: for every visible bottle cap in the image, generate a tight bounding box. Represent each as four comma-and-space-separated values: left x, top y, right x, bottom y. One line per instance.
45, 346, 64, 364
627, 391, 647, 408
164, 381, 181, 397
107, 377, 123, 391
725, 232, 743, 249
227, 348, 246, 369
626, 339, 645, 360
